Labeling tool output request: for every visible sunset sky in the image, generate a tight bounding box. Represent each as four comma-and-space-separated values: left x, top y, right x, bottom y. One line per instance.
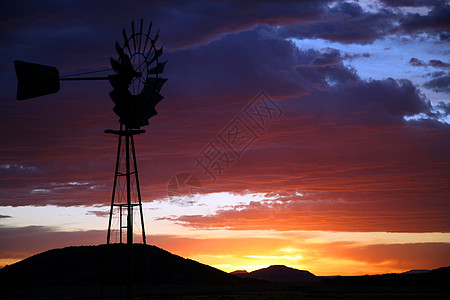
0, 0, 449, 276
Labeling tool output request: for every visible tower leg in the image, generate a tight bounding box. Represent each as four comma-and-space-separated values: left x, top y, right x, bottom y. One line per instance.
131, 134, 147, 245
125, 125, 133, 300
107, 123, 123, 244
125, 126, 133, 245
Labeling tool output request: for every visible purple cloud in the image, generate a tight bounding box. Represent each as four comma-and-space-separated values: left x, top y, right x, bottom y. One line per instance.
424, 73, 450, 93
428, 59, 450, 69
398, 4, 450, 39
409, 57, 427, 67
280, 2, 398, 44
380, 0, 447, 7
409, 58, 450, 68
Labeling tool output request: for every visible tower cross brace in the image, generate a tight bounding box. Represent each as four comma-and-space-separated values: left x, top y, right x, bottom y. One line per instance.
106, 124, 147, 246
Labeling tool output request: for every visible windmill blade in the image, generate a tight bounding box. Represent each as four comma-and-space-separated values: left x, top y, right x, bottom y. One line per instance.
148, 61, 167, 74
118, 53, 137, 84
115, 41, 125, 57
131, 20, 136, 52
108, 75, 120, 90
108, 75, 126, 90
142, 106, 158, 119
142, 21, 152, 55
146, 77, 167, 92
154, 29, 160, 45
134, 116, 150, 128
122, 28, 132, 55
135, 105, 158, 125
146, 29, 160, 58
109, 88, 129, 105
138, 19, 143, 52
120, 53, 132, 69
148, 47, 163, 64
149, 92, 163, 107
14, 60, 60, 100
138, 87, 163, 107
110, 57, 121, 72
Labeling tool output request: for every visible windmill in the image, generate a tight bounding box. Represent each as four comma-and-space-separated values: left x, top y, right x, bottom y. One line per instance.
14, 19, 167, 298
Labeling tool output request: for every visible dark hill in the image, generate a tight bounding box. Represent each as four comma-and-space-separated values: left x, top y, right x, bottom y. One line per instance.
234, 265, 319, 282
0, 244, 259, 299
402, 269, 430, 275
323, 266, 450, 287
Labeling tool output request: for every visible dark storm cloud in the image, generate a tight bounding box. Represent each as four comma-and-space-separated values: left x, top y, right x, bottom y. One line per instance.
165, 26, 357, 102
2, 24, 449, 209
0, 0, 330, 58
155, 26, 449, 233
166, 25, 365, 106
159, 0, 330, 48
424, 72, 450, 93
397, 4, 450, 39
436, 101, 450, 114
325, 78, 432, 124
280, 2, 398, 44
1, 0, 446, 82
342, 52, 371, 61
380, 0, 447, 7
183, 29, 433, 125
275, 1, 449, 44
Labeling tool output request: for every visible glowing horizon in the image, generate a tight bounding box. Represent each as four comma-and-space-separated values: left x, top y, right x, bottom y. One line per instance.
1, 0, 449, 277
1, 192, 449, 276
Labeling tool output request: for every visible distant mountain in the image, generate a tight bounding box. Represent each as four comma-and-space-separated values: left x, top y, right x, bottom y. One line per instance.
230, 270, 249, 275
402, 269, 430, 275
323, 266, 450, 287
0, 244, 258, 299
233, 265, 319, 282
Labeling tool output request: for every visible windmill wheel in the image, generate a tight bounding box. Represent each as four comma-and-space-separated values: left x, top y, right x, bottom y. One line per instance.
109, 19, 167, 129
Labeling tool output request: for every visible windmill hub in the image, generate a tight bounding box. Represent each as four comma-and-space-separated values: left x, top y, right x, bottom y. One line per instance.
108, 20, 167, 129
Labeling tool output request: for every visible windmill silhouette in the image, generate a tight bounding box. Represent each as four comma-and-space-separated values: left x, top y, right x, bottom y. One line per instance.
14, 19, 167, 299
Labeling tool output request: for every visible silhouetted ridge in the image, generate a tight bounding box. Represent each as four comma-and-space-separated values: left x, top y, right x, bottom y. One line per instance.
0, 244, 245, 289
1, 246, 448, 299
234, 265, 319, 282
323, 266, 450, 287
402, 269, 430, 275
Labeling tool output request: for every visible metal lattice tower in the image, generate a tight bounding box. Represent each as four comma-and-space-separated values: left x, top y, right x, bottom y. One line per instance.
14, 19, 167, 299
105, 126, 147, 246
